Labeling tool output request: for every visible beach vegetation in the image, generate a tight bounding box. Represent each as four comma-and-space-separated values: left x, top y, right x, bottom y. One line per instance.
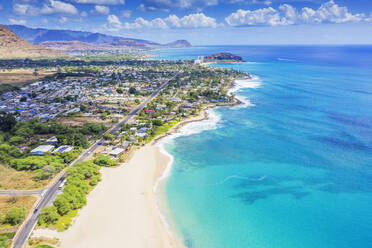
40, 161, 101, 230
93, 154, 117, 167
38, 206, 59, 225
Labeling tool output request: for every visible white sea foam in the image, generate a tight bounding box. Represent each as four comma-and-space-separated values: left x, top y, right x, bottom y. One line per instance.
153, 76, 262, 235
153, 108, 223, 236
158, 109, 221, 147
229, 75, 262, 109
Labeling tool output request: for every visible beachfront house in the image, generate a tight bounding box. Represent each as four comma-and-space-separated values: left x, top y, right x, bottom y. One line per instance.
31, 145, 55, 156
109, 147, 126, 158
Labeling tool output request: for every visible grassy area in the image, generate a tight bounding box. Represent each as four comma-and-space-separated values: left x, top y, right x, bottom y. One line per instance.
0, 196, 37, 231
28, 237, 58, 248
0, 232, 15, 248
0, 165, 48, 190
145, 120, 179, 143
39, 210, 78, 232
0, 69, 54, 86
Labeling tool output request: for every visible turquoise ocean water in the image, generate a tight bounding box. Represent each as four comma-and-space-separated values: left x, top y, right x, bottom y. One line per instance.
153, 46, 372, 248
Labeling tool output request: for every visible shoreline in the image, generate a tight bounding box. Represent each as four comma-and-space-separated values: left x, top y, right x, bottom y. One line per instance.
31, 78, 247, 248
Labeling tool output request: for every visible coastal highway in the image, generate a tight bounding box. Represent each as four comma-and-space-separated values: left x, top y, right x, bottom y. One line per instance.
11, 72, 180, 248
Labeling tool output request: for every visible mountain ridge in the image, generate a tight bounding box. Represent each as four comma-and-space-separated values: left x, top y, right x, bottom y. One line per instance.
0, 25, 67, 59
5, 25, 192, 50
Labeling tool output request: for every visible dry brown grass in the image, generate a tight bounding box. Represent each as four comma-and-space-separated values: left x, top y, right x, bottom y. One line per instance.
0, 165, 48, 190
0, 196, 37, 216
0, 69, 55, 86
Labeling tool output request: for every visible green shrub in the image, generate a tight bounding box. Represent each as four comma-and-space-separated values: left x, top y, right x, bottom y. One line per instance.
38, 206, 60, 225
5, 207, 26, 225
93, 154, 116, 167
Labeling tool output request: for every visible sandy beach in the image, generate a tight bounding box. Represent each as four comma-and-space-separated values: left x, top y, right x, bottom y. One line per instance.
32, 144, 187, 248
51, 144, 183, 248
31, 111, 214, 248
30, 90, 239, 248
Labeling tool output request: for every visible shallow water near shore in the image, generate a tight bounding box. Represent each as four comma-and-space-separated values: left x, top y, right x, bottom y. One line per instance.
155, 46, 372, 248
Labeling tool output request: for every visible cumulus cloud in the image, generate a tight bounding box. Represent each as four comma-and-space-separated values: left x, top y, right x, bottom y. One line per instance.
140, 0, 218, 11
69, 0, 124, 4
13, 3, 39, 15
103, 14, 122, 31
41, 0, 79, 15
94, 5, 110, 14
13, 0, 78, 16
9, 18, 27, 25
123, 13, 221, 29
81, 11, 88, 17
225, 0, 366, 26
0, 5, 3, 11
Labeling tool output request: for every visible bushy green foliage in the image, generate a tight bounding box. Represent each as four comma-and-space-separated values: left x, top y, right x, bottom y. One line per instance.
53, 162, 100, 217
79, 123, 107, 138
93, 154, 116, 167
0, 233, 14, 248
8, 136, 25, 146
54, 195, 72, 216
0, 112, 16, 132
89, 175, 100, 186
11, 155, 65, 171
4, 207, 26, 225
58, 148, 82, 164
103, 133, 115, 141
38, 206, 59, 225
152, 119, 163, 126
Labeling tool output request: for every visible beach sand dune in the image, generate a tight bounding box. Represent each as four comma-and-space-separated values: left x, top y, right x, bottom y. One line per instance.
57, 145, 183, 248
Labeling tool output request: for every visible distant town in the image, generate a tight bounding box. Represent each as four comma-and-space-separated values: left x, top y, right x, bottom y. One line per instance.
0, 53, 249, 248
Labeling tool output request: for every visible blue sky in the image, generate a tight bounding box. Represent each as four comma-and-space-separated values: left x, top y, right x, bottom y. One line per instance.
1, 0, 372, 44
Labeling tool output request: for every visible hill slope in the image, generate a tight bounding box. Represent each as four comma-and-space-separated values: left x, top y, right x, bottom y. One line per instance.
0, 25, 67, 59
5, 25, 192, 50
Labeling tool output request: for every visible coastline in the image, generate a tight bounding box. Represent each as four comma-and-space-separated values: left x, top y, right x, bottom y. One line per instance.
31, 78, 247, 248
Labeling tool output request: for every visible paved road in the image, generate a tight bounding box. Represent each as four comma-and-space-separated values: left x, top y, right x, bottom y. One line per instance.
11, 72, 180, 248
0, 190, 44, 196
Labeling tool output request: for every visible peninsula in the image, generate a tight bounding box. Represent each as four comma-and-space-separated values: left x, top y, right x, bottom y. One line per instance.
203, 52, 244, 63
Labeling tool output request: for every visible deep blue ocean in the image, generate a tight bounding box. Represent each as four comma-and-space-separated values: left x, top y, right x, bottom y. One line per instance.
152, 46, 372, 248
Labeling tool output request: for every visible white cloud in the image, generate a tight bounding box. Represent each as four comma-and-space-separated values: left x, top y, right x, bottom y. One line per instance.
81, 11, 88, 17
59, 16, 68, 23
41, 0, 79, 15
103, 14, 122, 31
121, 10, 131, 18
94, 5, 110, 14
300, 1, 364, 24
9, 18, 27, 25
13, 3, 39, 16
0, 5, 3, 11
226, 1, 366, 26
13, 1, 78, 16
166, 13, 221, 28
365, 13, 372, 22
123, 13, 221, 29
69, 0, 124, 4
140, 0, 218, 11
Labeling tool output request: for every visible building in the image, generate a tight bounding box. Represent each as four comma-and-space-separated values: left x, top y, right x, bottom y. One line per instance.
30, 145, 55, 156
53, 145, 74, 154
46, 136, 58, 145
109, 147, 126, 157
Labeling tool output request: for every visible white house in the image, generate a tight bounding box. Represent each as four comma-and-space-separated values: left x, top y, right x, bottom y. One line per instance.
31, 145, 55, 156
